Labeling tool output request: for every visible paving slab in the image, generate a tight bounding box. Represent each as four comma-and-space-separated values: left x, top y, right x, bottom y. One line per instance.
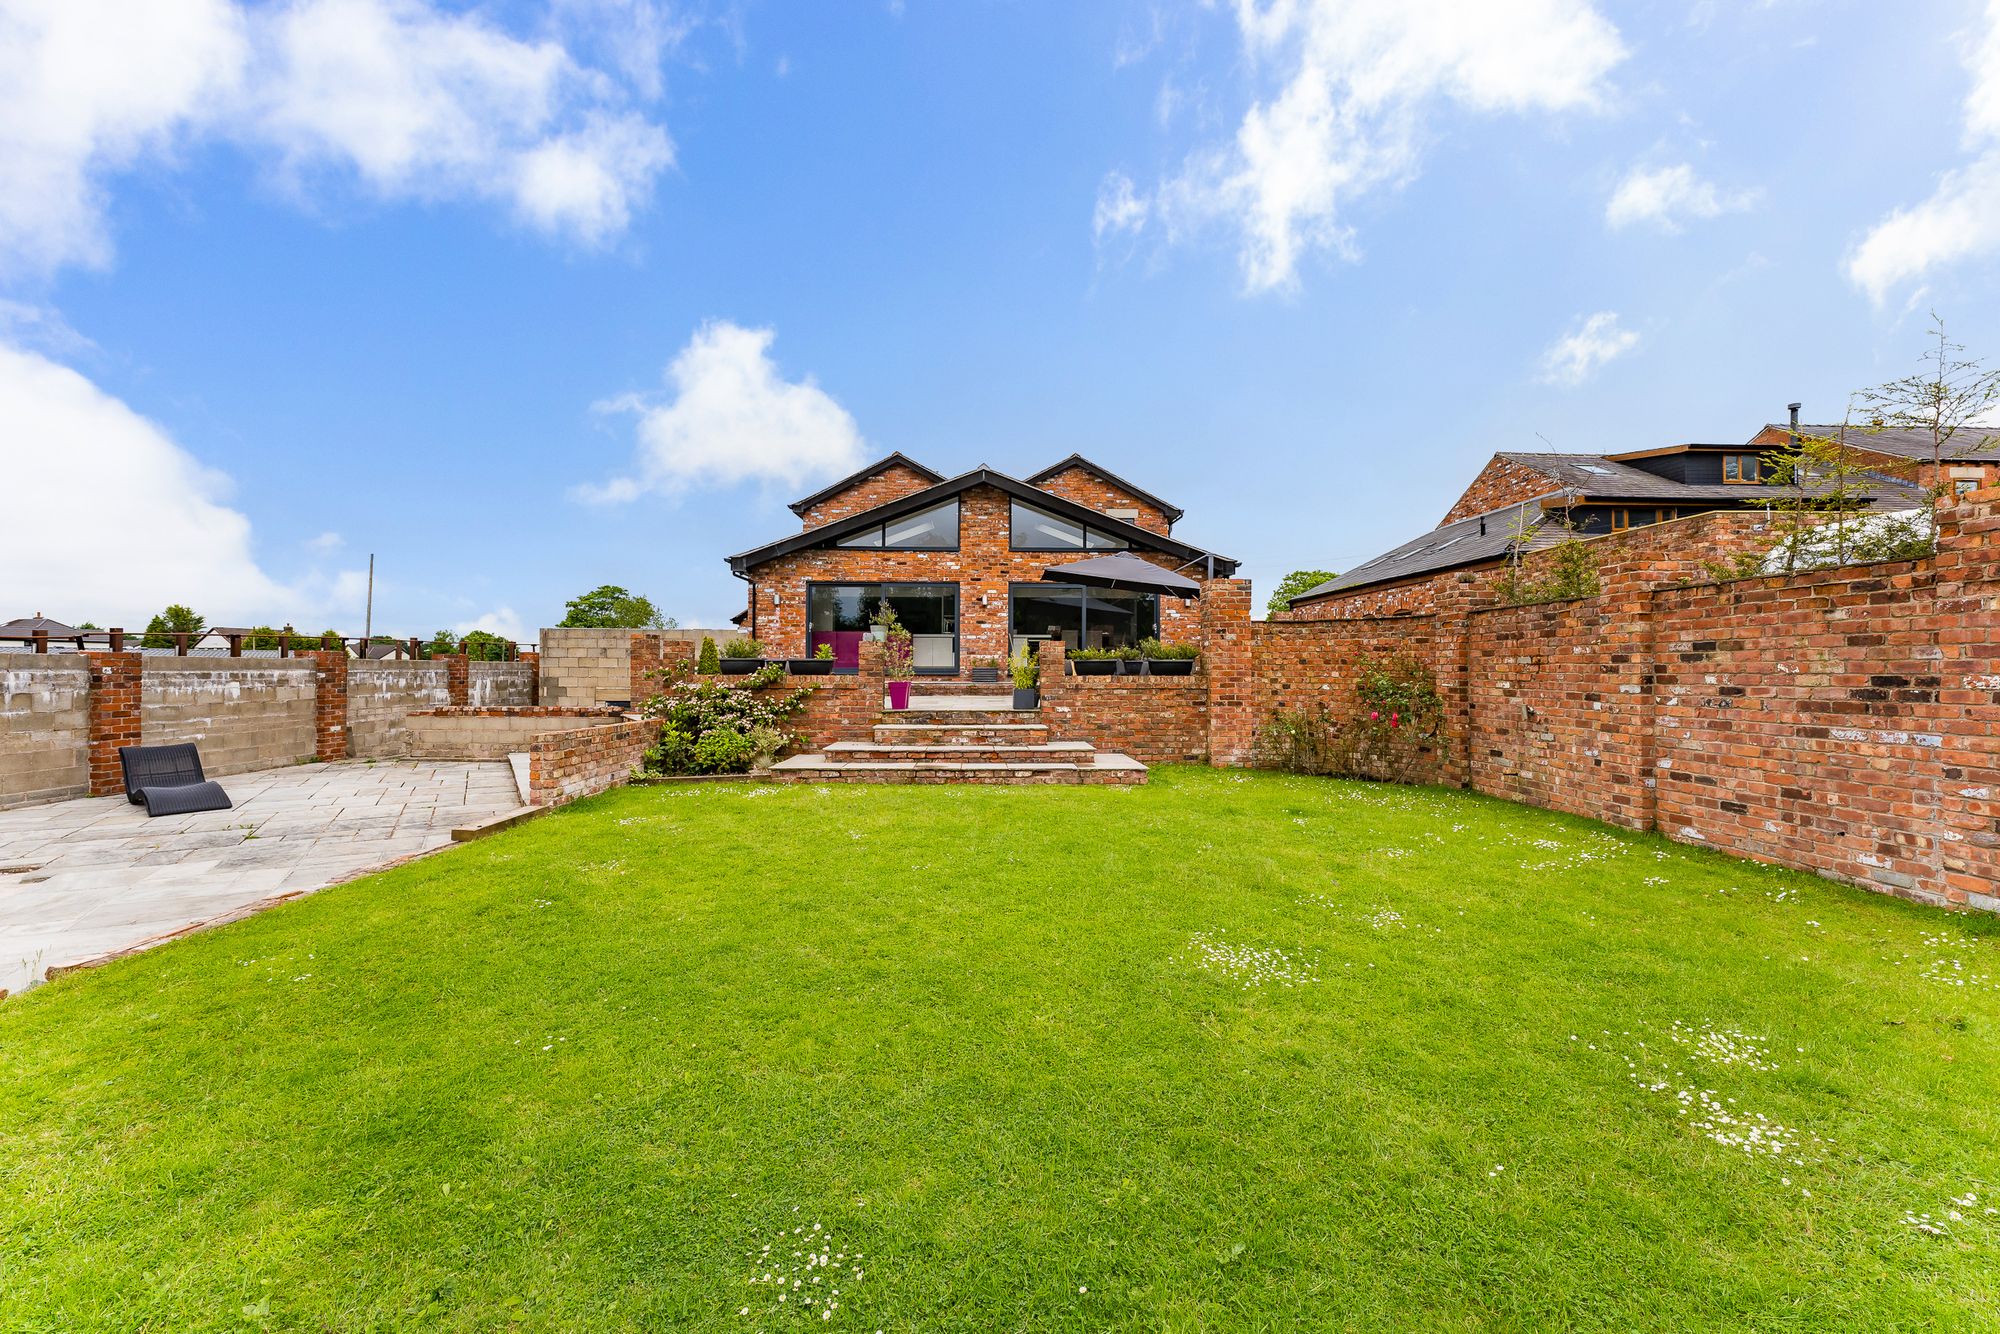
0, 760, 522, 996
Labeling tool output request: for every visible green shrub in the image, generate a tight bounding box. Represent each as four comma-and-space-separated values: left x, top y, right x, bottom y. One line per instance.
692, 730, 755, 775
721, 638, 764, 659
696, 637, 720, 675
1068, 647, 1115, 661
1257, 653, 1446, 785
1139, 637, 1199, 659
1110, 645, 1143, 662
1010, 645, 1039, 689
814, 643, 834, 660
638, 664, 815, 777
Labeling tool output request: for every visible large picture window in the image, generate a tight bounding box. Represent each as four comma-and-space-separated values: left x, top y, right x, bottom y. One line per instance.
1009, 584, 1157, 656
807, 583, 958, 672
1010, 500, 1131, 551
836, 500, 959, 550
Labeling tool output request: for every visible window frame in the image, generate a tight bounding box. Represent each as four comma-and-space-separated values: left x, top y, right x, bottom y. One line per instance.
1009, 499, 1133, 552
832, 499, 961, 551
803, 580, 960, 675
1722, 453, 1761, 484
1006, 582, 1160, 654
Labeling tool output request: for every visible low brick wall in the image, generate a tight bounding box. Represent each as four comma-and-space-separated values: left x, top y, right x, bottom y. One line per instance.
406, 706, 623, 761
1039, 672, 1208, 764
528, 717, 656, 806
348, 660, 451, 757
139, 659, 317, 776
0, 656, 90, 809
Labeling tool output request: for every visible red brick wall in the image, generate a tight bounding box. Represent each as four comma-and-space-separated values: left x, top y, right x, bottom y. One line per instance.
798, 462, 941, 529
307, 650, 350, 762
1286, 574, 1454, 620
743, 485, 1201, 662
1201, 579, 1256, 766
1030, 463, 1173, 534
527, 718, 656, 806
1039, 671, 1208, 763
1440, 456, 1562, 526
1251, 615, 1460, 784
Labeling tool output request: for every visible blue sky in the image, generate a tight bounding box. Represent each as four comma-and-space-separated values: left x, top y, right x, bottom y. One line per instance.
5, 0, 1999, 640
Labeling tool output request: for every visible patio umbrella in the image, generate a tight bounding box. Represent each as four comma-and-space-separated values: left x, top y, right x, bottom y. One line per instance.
1038, 553, 1203, 598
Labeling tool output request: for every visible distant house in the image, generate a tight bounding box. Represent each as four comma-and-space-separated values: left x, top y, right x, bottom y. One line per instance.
727, 454, 1236, 672
1744, 422, 2000, 495
1288, 434, 1927, 618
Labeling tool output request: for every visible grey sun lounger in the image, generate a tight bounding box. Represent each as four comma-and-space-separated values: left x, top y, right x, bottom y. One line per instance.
117, 744, 234, 817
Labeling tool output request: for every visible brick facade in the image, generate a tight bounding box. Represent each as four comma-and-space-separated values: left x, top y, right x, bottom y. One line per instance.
1439, 455, 1563, 525
527, 718, 657, 806
307, 650, 350, 762
1028, 463, 1173, 534
798, 462, 941, 529
83, 652, 142, 797
742, 484, 1202, 663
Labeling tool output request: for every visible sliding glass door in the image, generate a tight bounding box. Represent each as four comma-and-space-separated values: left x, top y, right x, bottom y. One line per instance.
806, 583, 959, 673
1009, 584, 1158, 657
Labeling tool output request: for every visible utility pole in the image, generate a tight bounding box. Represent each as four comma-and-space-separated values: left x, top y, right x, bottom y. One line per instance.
364, 553, 375, 643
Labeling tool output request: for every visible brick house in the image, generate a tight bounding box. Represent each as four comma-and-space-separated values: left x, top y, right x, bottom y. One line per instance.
1744, 421, 2000, 495
727, 455, 1237, 674
1288, 434, 1928, 618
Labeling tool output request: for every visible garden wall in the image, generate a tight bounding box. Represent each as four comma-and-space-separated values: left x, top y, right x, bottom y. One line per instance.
348, 661, 451, 757
405, 707, 619, 761
0, 656, 90, 810
470, 661, 535, 708
527, 718, 656, 806
139, 659, 317, 776
1038, 672, 1208, 764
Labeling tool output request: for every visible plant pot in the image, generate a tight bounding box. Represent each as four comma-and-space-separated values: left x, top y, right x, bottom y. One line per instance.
1113, 659, 1144, 675
786, 659, 833, 675
1012, 686, 1039, 710
887, 680, 911, 710
1145, 658, 1196, 676
719, 658, 762, 675
970, 666, 1001, 683
1071, 659, 1116, 676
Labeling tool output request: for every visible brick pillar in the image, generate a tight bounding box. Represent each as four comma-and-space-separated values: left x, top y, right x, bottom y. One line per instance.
1933, 485, 2000, 905
442, 654, 470, 707
1035, 638, 1066, 702
858, 635, 887, 705
519, 650, 541, 705
307, 650, 350, 761
630, 633, 662, 703
84, 651, 143, 796
1201, 578, 1255, 766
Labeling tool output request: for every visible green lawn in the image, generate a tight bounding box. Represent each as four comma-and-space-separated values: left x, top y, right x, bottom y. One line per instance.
3, 769, 1998, 1331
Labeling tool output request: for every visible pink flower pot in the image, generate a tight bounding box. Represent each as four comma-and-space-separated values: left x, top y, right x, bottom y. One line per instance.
887, 680, 911, 711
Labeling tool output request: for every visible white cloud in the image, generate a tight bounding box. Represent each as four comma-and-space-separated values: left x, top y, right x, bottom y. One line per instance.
1605, 162, 1756, 231
1848, 0, 2000, 304
0, 339, 292, 626
1538, 311, 1639, 386
307, 530, 345, 553
0, 0, 674, 278
580, 321, 867, 501
454, 606, 526, 642
1125, 0, 1625, 292
1093, 171, 1149, 240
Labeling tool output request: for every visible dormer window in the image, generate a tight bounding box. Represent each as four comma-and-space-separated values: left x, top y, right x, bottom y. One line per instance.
1723, 453, 1762, 484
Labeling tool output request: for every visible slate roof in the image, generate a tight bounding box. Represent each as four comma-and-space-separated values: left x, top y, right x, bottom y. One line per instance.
1762, 424, 2000, 463
787, 453, 945, 517
0, 614, 88, 640
1024, 454, 1185, 525
730, 466, 1237, 577
1290, 496, 1573, 603
1495, 451, 1929, 504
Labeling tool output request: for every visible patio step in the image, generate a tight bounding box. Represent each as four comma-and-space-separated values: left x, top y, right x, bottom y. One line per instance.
871, 722, 1049, 744
888, 707, 1033, 726
768, 752, 1146, 786
826, 740, 1097, 765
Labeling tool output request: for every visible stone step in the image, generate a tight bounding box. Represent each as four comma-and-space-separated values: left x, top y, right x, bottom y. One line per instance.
827, 740, 1097, 765
898, 678, 1017, 693
872, 722, 1050, 744
768, 753, 1147, 786
901, 694, 1020, 712
886, 708, 1033, 726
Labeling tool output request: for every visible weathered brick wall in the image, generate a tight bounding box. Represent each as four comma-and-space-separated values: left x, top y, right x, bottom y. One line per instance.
139, 659, 316, 776
0, 656, 90, 809
527, 717, 656, 806
743, 485, 1202, 662
348, 661, 451, 757
799, 461, 941, 529
1440, 456, 1563, 525
1250, 614, 1459, 783
1029, 463, 1173, 534
470, 661, 535, 707
1284, 576, 1450, 620
1039, 674, 1208, 763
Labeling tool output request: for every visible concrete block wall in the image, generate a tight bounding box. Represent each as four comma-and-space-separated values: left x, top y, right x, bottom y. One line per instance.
347, 661, 452, 757
405, 709, 611, 761
470, 661, 535, 707
139, 659, 318, 776
0, 656, 90, 810
541, 628, 738, 707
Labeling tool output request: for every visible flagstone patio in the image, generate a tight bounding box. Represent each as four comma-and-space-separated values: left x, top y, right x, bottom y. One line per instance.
0, 759, 524, 996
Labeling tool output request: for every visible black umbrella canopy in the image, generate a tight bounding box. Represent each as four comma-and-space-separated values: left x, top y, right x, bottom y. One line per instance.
1038, 554, 1203, 598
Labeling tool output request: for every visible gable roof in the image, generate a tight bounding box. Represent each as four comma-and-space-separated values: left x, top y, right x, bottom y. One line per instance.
1290, 497, 1572, 605
1024, 454, 1185, 524
0, 614, 87, 639
729, 467, 1236, 577
787, 452, 945, 517
1756, 424, 2000, 464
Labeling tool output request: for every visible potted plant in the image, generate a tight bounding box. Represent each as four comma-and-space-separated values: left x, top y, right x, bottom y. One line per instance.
719, 637, 766, 675
884, 624, 915, 710
1068, 646, 1117, 676
1110, 645, 1144, 675
1010, 644, 1039, 709
788, 643, 836, 676
969, 656, 1003, 684
1140, 637, 1199, 676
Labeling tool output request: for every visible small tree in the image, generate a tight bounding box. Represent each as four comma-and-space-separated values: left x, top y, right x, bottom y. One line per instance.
558, 584, 674, 629
461, 630, 511, 661
1853, 312, 2000, 535
140, 603, 204, 649
425, 628, 460, 657
1492, 503, 1599, 606
696, 636, 720, 675
1266, 569, 1339, 618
